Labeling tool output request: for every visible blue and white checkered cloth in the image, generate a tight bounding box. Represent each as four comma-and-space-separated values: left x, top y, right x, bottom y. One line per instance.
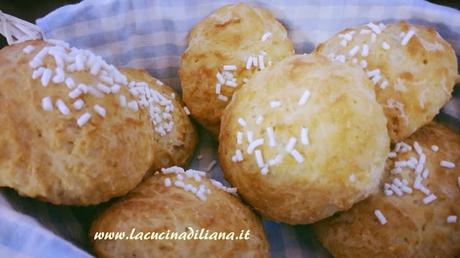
1, 0, 459, 257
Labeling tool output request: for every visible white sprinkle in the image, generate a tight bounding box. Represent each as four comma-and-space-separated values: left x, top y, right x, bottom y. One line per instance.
401, 29, 415, 46
285, 137, 297, 152
290, 149, 304, 163
225, 80, 238, 88
75, 55, 85, 71
216, 72, 225, 84
270, 101, 282, 108
40, 69, 52, 87
183, 106, 191, 115
119, 95, 127, 107
96, 83, 111, 94
374, 209, 387, 225
77, 112, 91, 127
367, 69, 380, 77
261, 166, 269, 175
422, 168, 429, 179
65, 77, 75, 89
268, 154, 283, 166
380, 80, 389, 90
238, 118, 247, 127
247, 138, 264, 154
301, 127, 309, 145
245, 56, 253, 70
215, 83, 221, 94
340, 40, 348, 47
128, 101, 139, 112
413, 141, 423, 155
360, 29, 371, 35
447, 215, 458, 224
90, 59, 102, 75
388, 152, 397, 158
431, 145, 439, 152
382, 41, 390, 50
440, 160, 456, 169
94, 104, 106, 117
68, 88, 82, 99
254, 149, 265, 168
389, 184, 403, 196
384, 189, 393, 196
256, 115, 264, 125
298, 90, 311, 106
339, 32, 353, 41
372, 74, 381, 85
72, 99, 84, 110
22, 45, 35, 54
32, 67, 45, 79
400, 185, 413, 194
218, 95, 228, 102
41, 97, 53, 111
423, 194, 437, 204
266, 127, 276, 146
416, 155, 426, 175
393, 178, 403, 187
108, 84, 120, 94
348, 46, 360, 57
246, 131, 253, 143
258, 55, 265, 70
87, 86, 103, 98
232, 149, 244, 163
236, 131, 243, 145
56, 99, 70, 115
367, 22, 382, 34
261, 32, 272, 42
359, 60, 368, 68
335, 55, 346, 63
223, 65, 237, 71
164, 178, 172, 187
206, 160, 217, 172
99, 75, 114, 86
361, 44, 369, 57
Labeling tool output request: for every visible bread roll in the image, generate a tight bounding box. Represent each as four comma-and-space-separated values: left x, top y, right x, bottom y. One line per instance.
180, 3, 294, 136
314, 122, 460, 258
219, 54, 389, 224
90, 166, 269, 258
316, 21, 458, 142
0, 40, 174, 205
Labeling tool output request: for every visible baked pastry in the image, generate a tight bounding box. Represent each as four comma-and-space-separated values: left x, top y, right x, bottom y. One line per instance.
90, 166, 269, 258
0, 39, 175, 205
315, 21, 458, 142
314, 122, 460, 258
219, 54, 390, 224
121, 68, 197, 172
180, 3, 294, 136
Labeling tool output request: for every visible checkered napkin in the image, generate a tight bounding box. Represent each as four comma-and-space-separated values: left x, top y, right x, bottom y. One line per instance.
1, 0, 459, 257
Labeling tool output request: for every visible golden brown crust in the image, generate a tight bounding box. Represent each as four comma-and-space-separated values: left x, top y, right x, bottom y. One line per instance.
218, 54, 389, 224
179, 3, 294, 136
0, 41, 155, 205
120, 69, 198, 172
90, 172, 270, 258
314, 122, 460, 258
315, 21, 458, 142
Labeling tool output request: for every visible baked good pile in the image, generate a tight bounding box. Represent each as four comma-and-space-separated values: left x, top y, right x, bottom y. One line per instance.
0, 3, 458, 258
